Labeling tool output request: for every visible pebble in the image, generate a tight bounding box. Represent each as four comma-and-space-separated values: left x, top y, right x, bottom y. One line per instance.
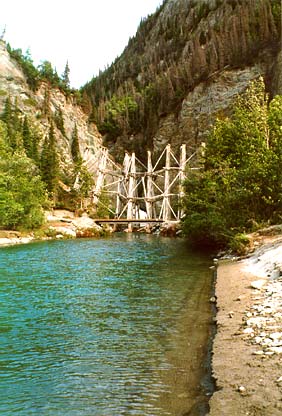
241, 260, 282, 359
251, 280, 267, 290
238, 386, 246, 394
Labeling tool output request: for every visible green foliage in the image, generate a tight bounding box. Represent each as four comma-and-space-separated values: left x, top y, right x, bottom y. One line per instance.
71, 124, 81, 164
99, 95, 139, 138
6, 44, 73, 94
62, 61, 70, 89
6, 45, 40, 90
0, 121, 48, 230
228, 233, 251, 256
96, 191, 112, 219
38, 61, 61, 87
271, 0, 281, 30
182, 79, 282, 249
1, 97, 23, 150
54, 107, 66, 136
40, 124, 59, 197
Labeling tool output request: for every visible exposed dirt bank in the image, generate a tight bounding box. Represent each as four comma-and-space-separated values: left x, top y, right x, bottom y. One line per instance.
209, 234, 282, 416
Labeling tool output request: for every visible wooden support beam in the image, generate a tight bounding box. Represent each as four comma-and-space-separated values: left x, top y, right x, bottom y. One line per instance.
146, 150, 154, 219
127, 152, 136, 232
178, 143, 186, 220
162, 144, 171, 222
93, 148, 108, 205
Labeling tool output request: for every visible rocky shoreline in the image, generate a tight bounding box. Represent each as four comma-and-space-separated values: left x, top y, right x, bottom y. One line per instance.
209, 234, 282, 415
0, 210, 181, 248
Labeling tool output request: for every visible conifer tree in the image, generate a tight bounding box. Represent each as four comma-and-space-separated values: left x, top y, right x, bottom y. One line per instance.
62, 61, 70, 89
54, 107, 66, 136
40, 123, 59, 196
71, 123, 81, 164
22, 115, 32, 157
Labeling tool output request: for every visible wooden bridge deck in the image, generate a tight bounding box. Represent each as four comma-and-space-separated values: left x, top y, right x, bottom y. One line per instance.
93, 218, 165, 224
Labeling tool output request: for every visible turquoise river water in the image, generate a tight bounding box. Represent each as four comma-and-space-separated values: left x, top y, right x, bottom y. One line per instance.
0, 234, 213, 416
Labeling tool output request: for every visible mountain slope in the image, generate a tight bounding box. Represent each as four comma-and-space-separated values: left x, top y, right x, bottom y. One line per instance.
0, 40, 103, 170
82, 0, 281, 161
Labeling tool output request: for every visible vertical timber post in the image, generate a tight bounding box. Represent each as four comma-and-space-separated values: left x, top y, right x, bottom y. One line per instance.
127, 152, 136, 232
178, 144, 186, 220
146, 150, 154, 219
162, 144, 171, 222
93, 148, 108, 206
115, 178, 122, 218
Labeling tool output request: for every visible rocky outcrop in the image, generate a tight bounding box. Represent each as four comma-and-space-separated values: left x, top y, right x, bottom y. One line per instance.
84, 0, 281, 157
0, 40, 103, 166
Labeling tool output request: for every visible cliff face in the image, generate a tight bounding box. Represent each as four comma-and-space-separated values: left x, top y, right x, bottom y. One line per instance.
0, 40, 103, 168
83, 0, 281, 159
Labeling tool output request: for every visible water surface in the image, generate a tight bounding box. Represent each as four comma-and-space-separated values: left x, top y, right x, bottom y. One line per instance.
0, 234, 213, 415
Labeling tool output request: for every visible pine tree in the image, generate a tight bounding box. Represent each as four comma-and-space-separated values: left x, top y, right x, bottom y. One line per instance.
1, 97, 12, 125
71, 123, 81, 164
22, 116, 39, 163
40, 123, 59, 196
62, 61, 70, 89
54, 107, 66, 136
22, 116, 32, 157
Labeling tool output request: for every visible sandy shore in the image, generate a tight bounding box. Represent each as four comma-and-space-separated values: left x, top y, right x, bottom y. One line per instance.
209, 236, 282, 415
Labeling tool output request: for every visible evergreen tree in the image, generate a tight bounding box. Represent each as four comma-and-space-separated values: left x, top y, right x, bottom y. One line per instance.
54, 107, 66, 136
22, 116, 32, 157
71, 123, 81, 164
40, 124, 59, 197
22, 116, 39, 163
62, 61, 70, 89
1, 97, 22, 150
42, 86, 51, 117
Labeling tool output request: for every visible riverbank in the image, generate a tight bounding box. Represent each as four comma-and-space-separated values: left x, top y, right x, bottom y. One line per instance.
0, 210, 111, 247
0, 210, 182, 247
209, 231, 282, 415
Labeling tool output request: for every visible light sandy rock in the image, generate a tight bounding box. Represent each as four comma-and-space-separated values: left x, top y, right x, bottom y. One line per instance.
251, 279, 267, 290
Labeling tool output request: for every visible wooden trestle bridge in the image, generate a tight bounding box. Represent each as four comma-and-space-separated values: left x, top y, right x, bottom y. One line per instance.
83, 144, 198, 227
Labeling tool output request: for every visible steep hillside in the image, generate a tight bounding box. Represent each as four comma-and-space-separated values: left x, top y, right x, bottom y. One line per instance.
82, 0, 281, 161
0, 40, 103, 172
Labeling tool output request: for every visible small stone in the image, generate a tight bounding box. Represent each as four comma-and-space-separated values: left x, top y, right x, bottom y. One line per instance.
238, 386, 246, 393
277, 376, 282, 383
229, 311, 234, 318
209, 296, 216, 303
246, 312, 252, 318
251, 280, 267, 290
252, 350, 264, 355
270, 332, 282, 341
269, 346, 282, 354
271, 269, 280, 280
243, 327, 254, 334
255, 336, 262, 344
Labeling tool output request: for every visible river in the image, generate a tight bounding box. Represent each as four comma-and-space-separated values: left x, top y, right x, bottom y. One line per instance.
0, 234, 213, 415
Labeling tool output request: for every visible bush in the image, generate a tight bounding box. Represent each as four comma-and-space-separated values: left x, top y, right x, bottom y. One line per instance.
0, 122, 48, 230
228, 233, 251, 256
182, 79, 282, 249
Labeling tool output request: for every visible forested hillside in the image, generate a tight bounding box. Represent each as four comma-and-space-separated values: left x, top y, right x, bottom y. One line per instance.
82, 0, 281, 161
0, 40, 103, 230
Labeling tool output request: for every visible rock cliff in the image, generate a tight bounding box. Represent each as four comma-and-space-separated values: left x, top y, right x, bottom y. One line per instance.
0, 40, 103, 168
83, 0, 281, 159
